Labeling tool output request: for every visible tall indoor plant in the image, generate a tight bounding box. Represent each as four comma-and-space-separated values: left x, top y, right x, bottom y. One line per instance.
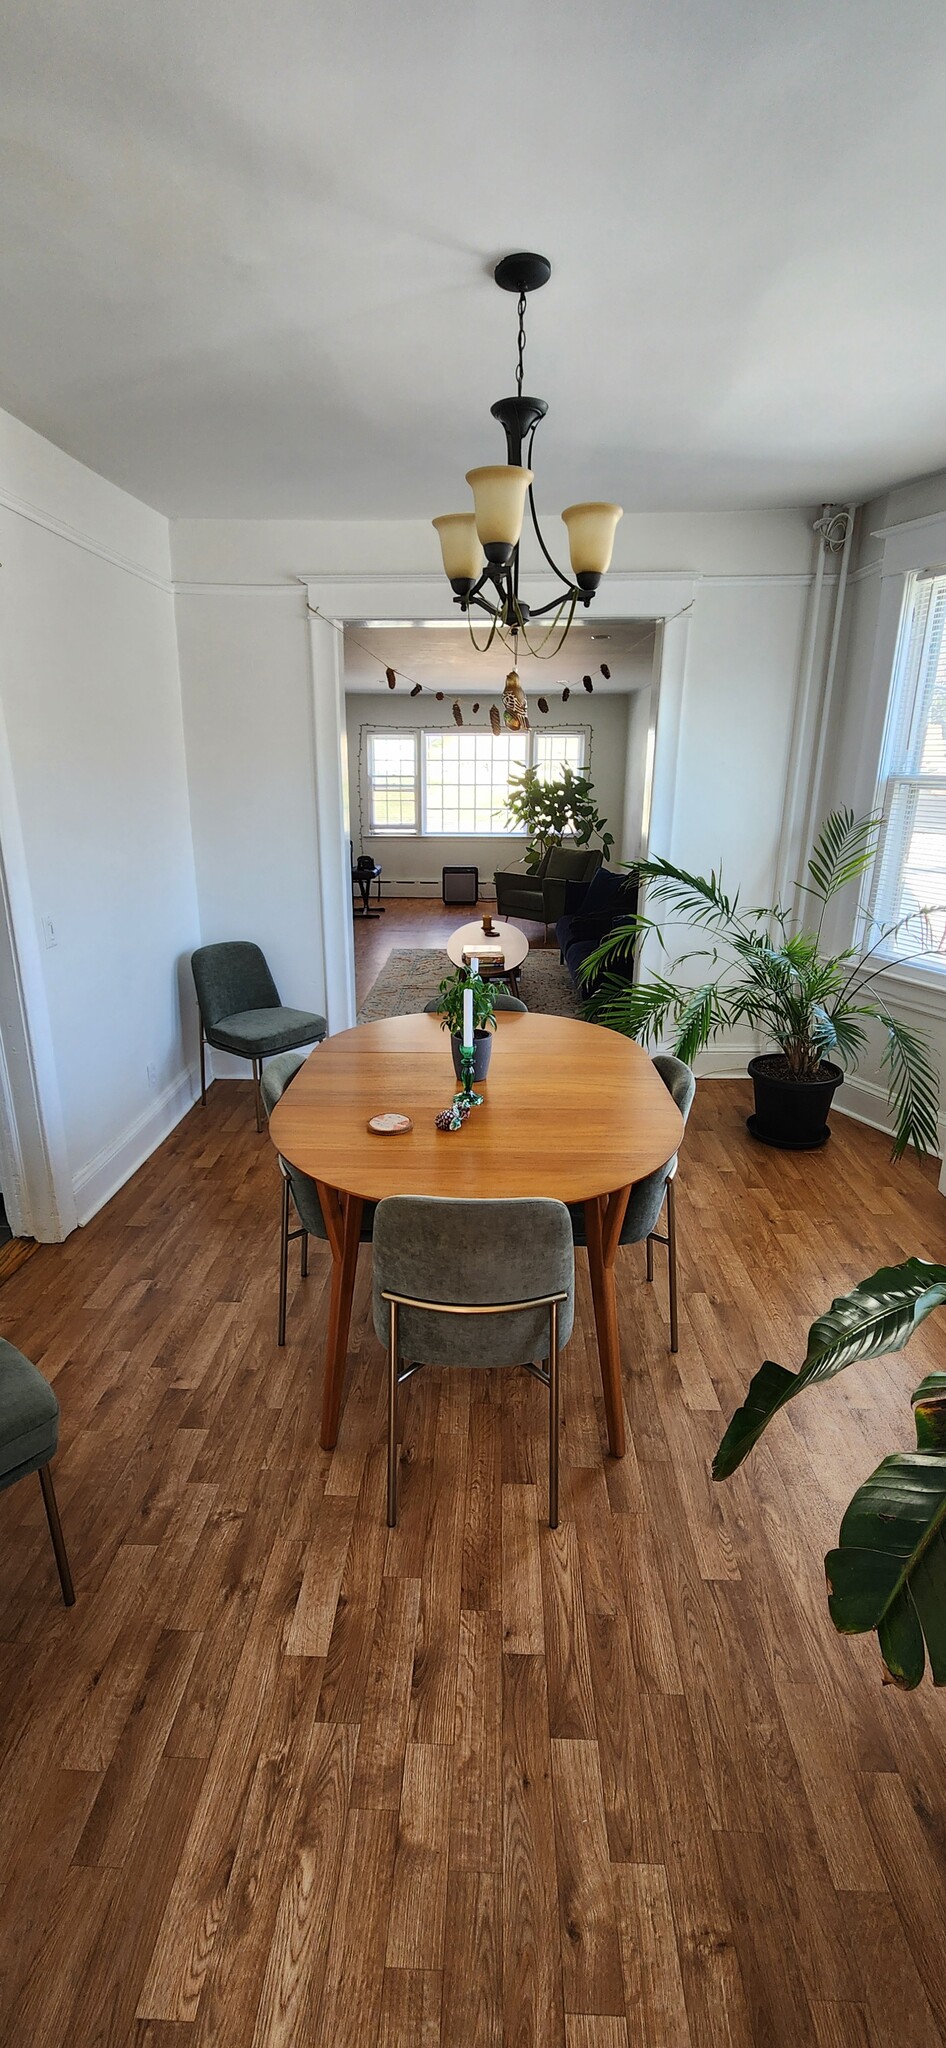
713, 1259, 946, 1690
581, 808, 943, 1155
505, 763, 613, 874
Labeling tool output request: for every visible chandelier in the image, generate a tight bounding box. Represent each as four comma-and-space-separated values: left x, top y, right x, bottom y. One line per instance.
432, 253, 623, 658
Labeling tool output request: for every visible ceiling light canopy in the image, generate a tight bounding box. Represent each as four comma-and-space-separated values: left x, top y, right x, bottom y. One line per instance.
433, 254, 623, 659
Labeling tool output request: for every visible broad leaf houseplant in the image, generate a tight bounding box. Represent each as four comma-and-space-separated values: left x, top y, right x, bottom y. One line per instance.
506, 764, 614, 874
714, 1259, 946, 1689
581, 808, 943, 1155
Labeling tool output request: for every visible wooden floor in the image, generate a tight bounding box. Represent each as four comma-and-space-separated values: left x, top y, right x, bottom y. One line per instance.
1, 1076, 946, 2046
353, 893, 552, 1006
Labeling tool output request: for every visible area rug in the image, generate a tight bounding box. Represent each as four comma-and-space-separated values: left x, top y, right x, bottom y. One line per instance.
358, 946, 582, 1023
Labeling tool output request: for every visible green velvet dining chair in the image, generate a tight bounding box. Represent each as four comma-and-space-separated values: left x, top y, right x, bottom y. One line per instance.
372, 1195, 574, 1528
0, 1337, 75, 1606
260, 1052, 375, 1345
191, 941, 327, 1131
568, 1053, 696, 1352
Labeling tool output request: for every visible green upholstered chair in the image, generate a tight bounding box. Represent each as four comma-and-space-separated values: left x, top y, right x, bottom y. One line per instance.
260, 1052, 375, 1346
422, 990, 528, 1013
569, 1054, 696, 1353
191, 941, 327, 1132
372, 1195, 574, 1528
0, 1338, 74, 1606
494, 846, 603, 940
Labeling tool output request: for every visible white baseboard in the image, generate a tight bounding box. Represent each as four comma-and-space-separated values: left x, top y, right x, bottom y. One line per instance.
72, 1066, 200, 1225
834, 1071, 946, 1162
691, 1042, 759, 1081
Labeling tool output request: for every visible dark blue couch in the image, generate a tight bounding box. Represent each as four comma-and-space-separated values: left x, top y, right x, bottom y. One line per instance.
556, 864, 640, 994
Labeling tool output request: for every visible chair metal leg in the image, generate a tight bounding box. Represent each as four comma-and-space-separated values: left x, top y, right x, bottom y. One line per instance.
666, 1175, 679, 1354
278, 1174, 290, 1347
252, 1056, 263, 1132
301, 1231, 309, 1279
646, 1234, 654, 1282
38, 1463, 75, 1607
199, 1026, 207, 1107
548, 1300, 560, 1528
387, 1300, 400, 1527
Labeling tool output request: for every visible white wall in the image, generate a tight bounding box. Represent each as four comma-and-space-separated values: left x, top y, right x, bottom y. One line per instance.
0, 408, 201, 1226
346, 688, 634, 897
174, 586, 327, 1072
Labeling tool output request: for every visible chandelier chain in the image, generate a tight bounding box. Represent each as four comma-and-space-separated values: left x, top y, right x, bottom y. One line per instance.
516, 292, 527, 397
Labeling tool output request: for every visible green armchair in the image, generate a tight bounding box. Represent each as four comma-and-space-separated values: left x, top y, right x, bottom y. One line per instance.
493, 846, 603, 938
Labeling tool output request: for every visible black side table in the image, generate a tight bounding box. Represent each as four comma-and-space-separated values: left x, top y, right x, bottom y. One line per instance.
353, 862, 385, 918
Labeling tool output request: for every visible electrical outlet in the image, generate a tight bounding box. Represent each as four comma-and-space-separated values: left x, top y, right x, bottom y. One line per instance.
41, 915, 57, 949
147, 1063, 158, 1090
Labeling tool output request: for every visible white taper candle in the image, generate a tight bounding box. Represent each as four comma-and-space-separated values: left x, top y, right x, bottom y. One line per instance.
462, 984, 473, 1047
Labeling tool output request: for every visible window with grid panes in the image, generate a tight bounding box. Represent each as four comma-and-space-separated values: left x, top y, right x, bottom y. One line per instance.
366, 731, 418, 833
868, 572, 946, 966
422, 730, 530, 835
532, 729, 587, 781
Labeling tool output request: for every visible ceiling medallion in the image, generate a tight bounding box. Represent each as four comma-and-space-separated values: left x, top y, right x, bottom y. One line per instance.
432, 253, 623, 705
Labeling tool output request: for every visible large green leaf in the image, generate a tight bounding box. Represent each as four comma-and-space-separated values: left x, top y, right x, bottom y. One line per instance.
712, 1259, 946, 1479
825, 1452, 946, 1687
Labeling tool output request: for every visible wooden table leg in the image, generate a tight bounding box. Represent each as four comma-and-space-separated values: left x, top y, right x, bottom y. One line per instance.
320, 1190, 364, 1450
584, 1191, 628, 1459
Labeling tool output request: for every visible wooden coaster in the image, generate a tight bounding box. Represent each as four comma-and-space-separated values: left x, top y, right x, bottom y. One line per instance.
367, 1112, 413, 1135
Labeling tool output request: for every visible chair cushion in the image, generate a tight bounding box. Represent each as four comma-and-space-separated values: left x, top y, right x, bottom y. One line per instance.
0, 1338, 59, 1488
207, 1008, 327, 1057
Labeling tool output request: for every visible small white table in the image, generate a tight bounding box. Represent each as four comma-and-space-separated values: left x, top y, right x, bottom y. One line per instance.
447, 917, 529, 996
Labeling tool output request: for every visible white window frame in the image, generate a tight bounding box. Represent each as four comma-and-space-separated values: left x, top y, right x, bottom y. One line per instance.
362, 723, 589, 839
365, 729, 420, 835
861, 569, 946, 977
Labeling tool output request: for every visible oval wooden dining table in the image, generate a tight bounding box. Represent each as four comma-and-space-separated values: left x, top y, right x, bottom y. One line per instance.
268, 1010, 684, 1459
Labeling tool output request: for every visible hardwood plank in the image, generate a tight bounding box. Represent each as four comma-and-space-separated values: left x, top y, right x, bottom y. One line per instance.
385, 1741, 452, 1969
551, 1738, 624, 2017
441, 1868, 502, 2048
313, 1805, 398, 2045
249, 1721, 358, 2047
502, 1653, 563, 2048
502, 1482, 545, 1655
612, 1863, 692, 2048
451, 1606, 502, 1873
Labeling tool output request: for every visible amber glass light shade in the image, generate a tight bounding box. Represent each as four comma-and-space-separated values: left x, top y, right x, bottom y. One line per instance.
561, 502, 623, 586
466, 465, 533, 558
432, 513, 484, 586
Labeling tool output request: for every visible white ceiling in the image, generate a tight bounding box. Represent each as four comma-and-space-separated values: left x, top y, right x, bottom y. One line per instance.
3, 0, 946, 517
342, 620, 655, 695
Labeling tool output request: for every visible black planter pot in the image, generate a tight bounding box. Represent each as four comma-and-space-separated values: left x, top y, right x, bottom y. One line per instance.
451, 1030, 493, 1083
747, 1054, 844, 1151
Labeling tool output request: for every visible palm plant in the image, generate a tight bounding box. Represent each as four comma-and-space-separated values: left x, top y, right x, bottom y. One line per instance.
580, 807, 943, 1157
713, 1260, 946, 1689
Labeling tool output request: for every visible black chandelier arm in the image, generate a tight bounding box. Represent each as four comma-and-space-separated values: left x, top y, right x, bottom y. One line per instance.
524, 425, 579, 594
526, 588, 587, 621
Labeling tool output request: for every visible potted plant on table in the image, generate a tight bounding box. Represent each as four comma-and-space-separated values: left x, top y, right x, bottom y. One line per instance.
580, 808, 943, 1156
436, 967, 497, 1082
505, 764, 614, 873
713, 1258, 946, 1689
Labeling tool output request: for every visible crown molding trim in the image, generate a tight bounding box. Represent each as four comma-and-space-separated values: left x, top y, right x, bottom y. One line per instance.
0, 484, 173, 591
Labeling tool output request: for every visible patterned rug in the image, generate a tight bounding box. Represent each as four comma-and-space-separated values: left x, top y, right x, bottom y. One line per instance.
358, 946, 582, 1023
